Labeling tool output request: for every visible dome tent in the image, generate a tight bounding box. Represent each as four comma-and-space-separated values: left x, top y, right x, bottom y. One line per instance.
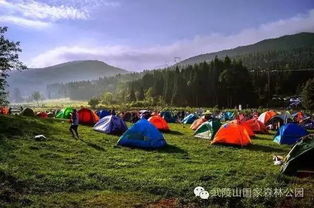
190, 118, 207, 130
160, 111, 176, 123
148, 115, 170, 131
182, 113, 198, 124
93, 115, 128, 135
230, 120, 255, 137
194, 120, 222, 140
117, 119, 167, 149
243, 118, 268, 134
211, 122, 251, 146
273, 123, 308, 145
55, 107, 73, 119
20, 108, 35, 117
97, 109, 111, 119
36, 112, 48, 118
281, 134, 314, 176
78, 108, 99, 125
0, 106, 9, 115
258, 110, 276, 124
268, 113, 293, 126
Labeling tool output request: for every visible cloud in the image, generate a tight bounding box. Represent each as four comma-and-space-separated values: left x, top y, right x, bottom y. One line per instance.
0, 15, 50, 29
28, 9, 314, 70
0, 0, 88, 28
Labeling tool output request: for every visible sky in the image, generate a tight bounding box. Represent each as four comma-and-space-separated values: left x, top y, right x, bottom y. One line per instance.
0, 0, 314, 71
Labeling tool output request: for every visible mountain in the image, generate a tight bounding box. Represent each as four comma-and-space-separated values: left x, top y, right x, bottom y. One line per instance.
7, 60, 128, 99
178, 32, 314, 69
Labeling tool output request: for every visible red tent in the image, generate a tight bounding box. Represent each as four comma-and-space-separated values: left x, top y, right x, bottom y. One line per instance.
36, 112, 48, 118
243, 118, 268, 134
0, 107, 9, 115
78, 108, 99, 125
148, 115, 170, 131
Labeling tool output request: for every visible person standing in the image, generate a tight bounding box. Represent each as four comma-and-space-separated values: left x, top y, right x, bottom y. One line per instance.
69, 109, 80, 139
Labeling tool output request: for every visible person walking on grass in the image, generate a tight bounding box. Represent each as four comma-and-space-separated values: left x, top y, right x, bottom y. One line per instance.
69, 109, 80, 139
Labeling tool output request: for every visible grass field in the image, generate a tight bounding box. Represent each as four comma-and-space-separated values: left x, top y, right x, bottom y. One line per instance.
0, 115, 313, 208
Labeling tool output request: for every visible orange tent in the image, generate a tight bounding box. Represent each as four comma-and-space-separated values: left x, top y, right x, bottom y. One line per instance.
211, 122, 251, 146
230, 120, 255, 137
36, 112, 48, 118
0, 107, 9, 115
190, 118, 207, 130
148, 115, 170, 131
243, 118, 268, 133
78, 108, 99, 125
258, 110, 276, 124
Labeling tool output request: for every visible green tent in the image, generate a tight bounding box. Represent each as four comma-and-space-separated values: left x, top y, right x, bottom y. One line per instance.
55, 107, 73, 119
193, 120, 222, 140
281, 134, 314, 175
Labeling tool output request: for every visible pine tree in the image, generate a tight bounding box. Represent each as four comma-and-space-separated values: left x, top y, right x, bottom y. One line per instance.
0, 27, 26, 104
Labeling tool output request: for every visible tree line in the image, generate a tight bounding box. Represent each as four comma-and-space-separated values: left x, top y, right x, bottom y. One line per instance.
46, 56, 314, 109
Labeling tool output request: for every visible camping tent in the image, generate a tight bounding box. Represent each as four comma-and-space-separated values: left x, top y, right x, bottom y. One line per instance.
240, 123, 255, 137
93, 115, 128, 135
211, 122, 251, 146
36, 112, 48, 118
300, 119, 314, 130
148, 115, 170, 131
0, 106, 9, 115
225, 111, 235, 120
160, 111, 176, 123
20, 108, 35, 117
229, 120, 255, 137
273, 123, 308, 145
219, 111, 235, 121
194, 120, 222, 139
97, 109, 111, 119
182, 114, 198, 124
78, 108, 99, 125
268, 113, 293, 126
292, 112, 305, 123
258, 110, 276, 124
117, 119, 167, 149
55, 107, 73, 119
122, 112, 139, 123
281, 134, 314, 176
243, 118, 268, 133
190, 118, 207, 130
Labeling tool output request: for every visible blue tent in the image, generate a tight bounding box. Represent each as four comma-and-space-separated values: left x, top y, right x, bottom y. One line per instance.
93, 115, 128, 135
301, 120, 314, 129
273, 123, 308, 145
218, 111, 234, 121
225, 112, 234, 120
182, 114, 198, 124
97, 109, 111, 119
117, 119, 167, 149
160, 111, 176, 123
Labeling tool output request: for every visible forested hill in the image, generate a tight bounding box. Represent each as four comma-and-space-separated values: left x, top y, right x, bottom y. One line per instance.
7, 60, 128, 98
179, 32, 314, 69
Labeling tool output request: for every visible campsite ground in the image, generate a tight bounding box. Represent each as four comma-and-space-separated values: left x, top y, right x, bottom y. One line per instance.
0, 115, 313, 208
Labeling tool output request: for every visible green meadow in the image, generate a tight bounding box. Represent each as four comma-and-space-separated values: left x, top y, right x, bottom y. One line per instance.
0, 115, 313, 208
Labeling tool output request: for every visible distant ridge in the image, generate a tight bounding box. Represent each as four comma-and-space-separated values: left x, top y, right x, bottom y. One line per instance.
179, 32, 314, 68
7, 60, 129, 97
